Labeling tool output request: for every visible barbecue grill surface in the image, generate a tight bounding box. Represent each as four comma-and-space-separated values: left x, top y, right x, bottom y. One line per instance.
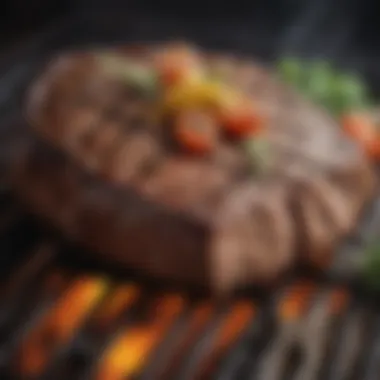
0, 6, 380, 380
0, 193, 379, 380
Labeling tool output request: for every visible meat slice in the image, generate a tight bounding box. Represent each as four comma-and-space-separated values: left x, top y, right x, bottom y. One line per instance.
209, 181, 295, 293
290, 174, 348, 266
268, 134, 375, 267
11, 136, 210, 286
11, 135, 83, 236
11, 135, 295, 293
105, 130, 162, 183
212, 144, 251, 179
140, 157, 230, 217
8, 43, 377, 295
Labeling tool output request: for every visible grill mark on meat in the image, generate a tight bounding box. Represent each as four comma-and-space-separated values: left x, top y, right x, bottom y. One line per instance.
124, 103, 160, 134
75, 178, 209, 286
107, 130, 163, 184
12, 137, 81, 235
139, 157, 231, 216
327, 163, 377, 213
210, 180, 296, 292
290, 179, 338, 265
90, 80, 163, 182
60, 107, 101, 154
14, 44, 377, 295
85, 121, 124, 174
114, 82, 160, 133
307, 179, 354, 235
64, 81, 162, 180
209, 217, 247, 294
270, 144, 374, 269
102, 104, 125, 124
246, 182, 296, 282
271, 139, 368, 264
212, 144, 251, 181
288, 169, 369, 268
270, 128, 376, 226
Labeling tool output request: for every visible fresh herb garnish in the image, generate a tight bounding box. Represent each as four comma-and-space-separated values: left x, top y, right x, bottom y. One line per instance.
243, 136, 272, 175
361, 241, 380, 290
304, 61, 335, 107
277, 57, 304, 88
277, 57, 371, 116
97, 53, 158, 96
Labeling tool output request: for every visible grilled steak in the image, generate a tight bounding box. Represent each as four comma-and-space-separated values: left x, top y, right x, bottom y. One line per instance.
9, 43, 376, 294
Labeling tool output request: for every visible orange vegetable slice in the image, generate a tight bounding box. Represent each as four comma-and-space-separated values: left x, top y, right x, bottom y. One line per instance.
341, 112, 380, 160
155, 43, 202, 86
221, 99, 264, 138
174, 109, 219, 154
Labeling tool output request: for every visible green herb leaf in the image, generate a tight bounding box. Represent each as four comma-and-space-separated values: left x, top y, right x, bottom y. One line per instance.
243, 136, 272, 175
305, 61, 336, 108
361, 242, 380, 290
97, 53, 158, 96
277, 57, 304, 87
277, 57, 372, 117
333, 73, 370, 113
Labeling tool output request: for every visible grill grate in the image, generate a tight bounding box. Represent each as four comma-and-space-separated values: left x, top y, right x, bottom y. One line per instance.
0, 10, 380, 380
0, 193, 378, 380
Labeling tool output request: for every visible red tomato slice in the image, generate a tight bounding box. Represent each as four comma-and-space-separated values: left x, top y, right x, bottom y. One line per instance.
174, 109, 219, 155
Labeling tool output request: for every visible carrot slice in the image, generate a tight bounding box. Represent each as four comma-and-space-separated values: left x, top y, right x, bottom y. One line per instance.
221, 100, 264, 138
155, 44, 202, 86
174, 109, 219, 154
341, 112, 380, 160
366, 138, 380, 160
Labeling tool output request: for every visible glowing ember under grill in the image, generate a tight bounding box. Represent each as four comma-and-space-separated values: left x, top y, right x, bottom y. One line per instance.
0, 217, 376, 380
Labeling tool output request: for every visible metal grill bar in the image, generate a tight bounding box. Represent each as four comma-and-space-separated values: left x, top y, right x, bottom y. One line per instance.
0, 203, 377, 380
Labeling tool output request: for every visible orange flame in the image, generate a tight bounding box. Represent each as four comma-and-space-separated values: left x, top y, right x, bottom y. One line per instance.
158, 302, 214, 379
96, 294, 185, 380
175, 302, 214, 350
278, 281, 316, 321
91, 284, 140, 331
198, 301, 255, 379
15, 276, 108, 377
211, 301, 255, 354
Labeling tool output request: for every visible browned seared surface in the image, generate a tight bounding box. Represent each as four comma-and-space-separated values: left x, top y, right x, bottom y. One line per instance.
9, 43, 376, 295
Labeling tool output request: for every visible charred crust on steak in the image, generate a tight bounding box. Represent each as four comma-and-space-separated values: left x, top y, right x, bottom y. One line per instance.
10, 42, 377, 295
